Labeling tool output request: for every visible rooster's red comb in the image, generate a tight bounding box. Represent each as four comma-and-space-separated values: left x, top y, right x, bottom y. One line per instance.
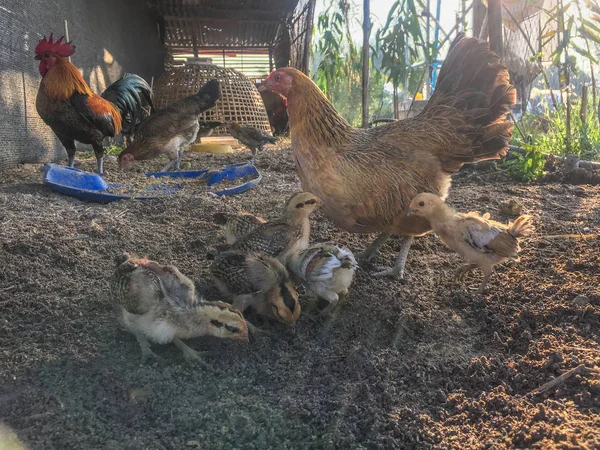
35, 33, 76, 57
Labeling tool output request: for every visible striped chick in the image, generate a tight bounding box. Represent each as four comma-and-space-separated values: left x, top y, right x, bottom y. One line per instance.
289, 243, 358, 315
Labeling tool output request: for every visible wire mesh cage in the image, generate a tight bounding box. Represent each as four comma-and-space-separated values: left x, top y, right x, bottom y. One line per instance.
152, 62, 271, 138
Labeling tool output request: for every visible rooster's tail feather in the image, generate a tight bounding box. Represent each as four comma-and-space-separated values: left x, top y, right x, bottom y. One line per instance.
101, 74, 153, 132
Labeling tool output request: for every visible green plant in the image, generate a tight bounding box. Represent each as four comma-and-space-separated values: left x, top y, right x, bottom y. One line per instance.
80, 144, 123, 159
502, 143, 546, 182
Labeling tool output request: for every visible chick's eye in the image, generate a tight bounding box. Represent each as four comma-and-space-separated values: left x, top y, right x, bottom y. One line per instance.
419, 201, 425, 207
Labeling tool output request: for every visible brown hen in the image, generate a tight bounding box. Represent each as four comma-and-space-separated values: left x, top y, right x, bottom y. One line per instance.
259, 33, 516, 279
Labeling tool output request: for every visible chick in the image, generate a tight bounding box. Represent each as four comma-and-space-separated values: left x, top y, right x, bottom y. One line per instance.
226, 192, 322, 265
289, 243, 358, 315
213, 211, 267, 244
407, 193, 534, 293
198, 120, 223, 138
225, 121, 277, 163
111, 253, 248, 363
210, 250, 301, 332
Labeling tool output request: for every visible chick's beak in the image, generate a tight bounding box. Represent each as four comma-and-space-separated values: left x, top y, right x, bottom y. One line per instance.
406, 208, 418, 217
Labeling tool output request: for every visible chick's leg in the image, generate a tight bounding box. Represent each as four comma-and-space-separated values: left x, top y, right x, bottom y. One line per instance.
172, 338, 210, 366
454, 264, 477, 283
477, 268, 492, 294
317, 291, 340, 316
373, 236, 414, 279
233, 295, 271, 338
175, 148, 184, 171
160, 159, 176, 172
135, 332, 161, 363
358, 232, 392, 263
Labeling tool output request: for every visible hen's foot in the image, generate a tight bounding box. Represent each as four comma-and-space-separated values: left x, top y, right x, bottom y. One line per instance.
358, 232, 392, 263
373, 265, 406, 280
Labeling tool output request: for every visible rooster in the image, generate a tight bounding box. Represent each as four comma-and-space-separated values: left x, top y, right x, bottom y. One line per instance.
117, 80, 221, 172
35, 34, 152, 174
259, 33, 516, 280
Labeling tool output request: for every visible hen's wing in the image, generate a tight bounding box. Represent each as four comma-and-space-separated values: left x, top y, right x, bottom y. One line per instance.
70, 93, 120, 137
461, 213, 518, 258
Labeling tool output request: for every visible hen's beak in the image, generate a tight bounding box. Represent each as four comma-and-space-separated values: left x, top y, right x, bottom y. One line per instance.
34, 55, 41, 61
257, 83, 268, 92
406, 208, 418, 217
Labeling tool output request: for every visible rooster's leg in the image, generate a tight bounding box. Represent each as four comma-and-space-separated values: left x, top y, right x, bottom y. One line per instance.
373, 236, 414, 279
358, 232, 392, 263
58, 136, 77, 168
91, 142, 105, 175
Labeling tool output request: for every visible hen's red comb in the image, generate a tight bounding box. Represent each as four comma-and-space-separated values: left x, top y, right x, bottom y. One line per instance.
35, 33, 76, 57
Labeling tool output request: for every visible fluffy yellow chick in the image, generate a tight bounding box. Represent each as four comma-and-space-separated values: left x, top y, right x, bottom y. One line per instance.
407, 193, 534, 293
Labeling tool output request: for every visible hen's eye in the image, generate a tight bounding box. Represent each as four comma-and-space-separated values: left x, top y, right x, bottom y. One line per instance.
275, 74, 281, 82
419, 201, 425, 207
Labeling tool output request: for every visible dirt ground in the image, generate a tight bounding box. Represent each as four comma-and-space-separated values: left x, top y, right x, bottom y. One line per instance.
0, 143, 599, 450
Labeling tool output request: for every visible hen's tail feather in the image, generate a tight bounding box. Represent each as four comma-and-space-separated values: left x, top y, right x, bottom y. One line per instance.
424, 32, 516, 169
102, 74, 153, 133
507, 215, 535, 239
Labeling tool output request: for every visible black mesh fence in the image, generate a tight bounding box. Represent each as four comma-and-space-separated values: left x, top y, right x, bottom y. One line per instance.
0, 0, 164, 170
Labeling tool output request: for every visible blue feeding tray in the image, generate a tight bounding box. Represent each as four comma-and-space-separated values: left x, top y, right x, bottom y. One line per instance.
146, 162, 261, 197
41, 162, 261, 203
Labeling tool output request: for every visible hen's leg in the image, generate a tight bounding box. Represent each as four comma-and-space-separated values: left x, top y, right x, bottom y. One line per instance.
91, 141, 105, 175
358, 232, 392, 263
373, 236, 414, 279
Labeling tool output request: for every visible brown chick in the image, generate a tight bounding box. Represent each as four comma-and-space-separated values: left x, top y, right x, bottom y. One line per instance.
111, 253, 248, 364
407, 193, 534, 293
225, 121, 277, 163
210, 250, 301, 332
226, 192, 322, 265
213, 211, 268, 244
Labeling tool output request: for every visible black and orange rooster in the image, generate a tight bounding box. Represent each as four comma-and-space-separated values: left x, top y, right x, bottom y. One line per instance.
35, 34, 153, 174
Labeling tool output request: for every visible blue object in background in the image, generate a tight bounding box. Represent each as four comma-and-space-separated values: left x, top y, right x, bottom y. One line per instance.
41, 162, 261, 203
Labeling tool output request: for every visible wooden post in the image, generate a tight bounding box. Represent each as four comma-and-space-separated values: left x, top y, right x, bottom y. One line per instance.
580, 84, 588, 125
473, 0, 486, 38
361, 0, 370, 128
302, 0, 316, 75
488, 0, 503, 61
